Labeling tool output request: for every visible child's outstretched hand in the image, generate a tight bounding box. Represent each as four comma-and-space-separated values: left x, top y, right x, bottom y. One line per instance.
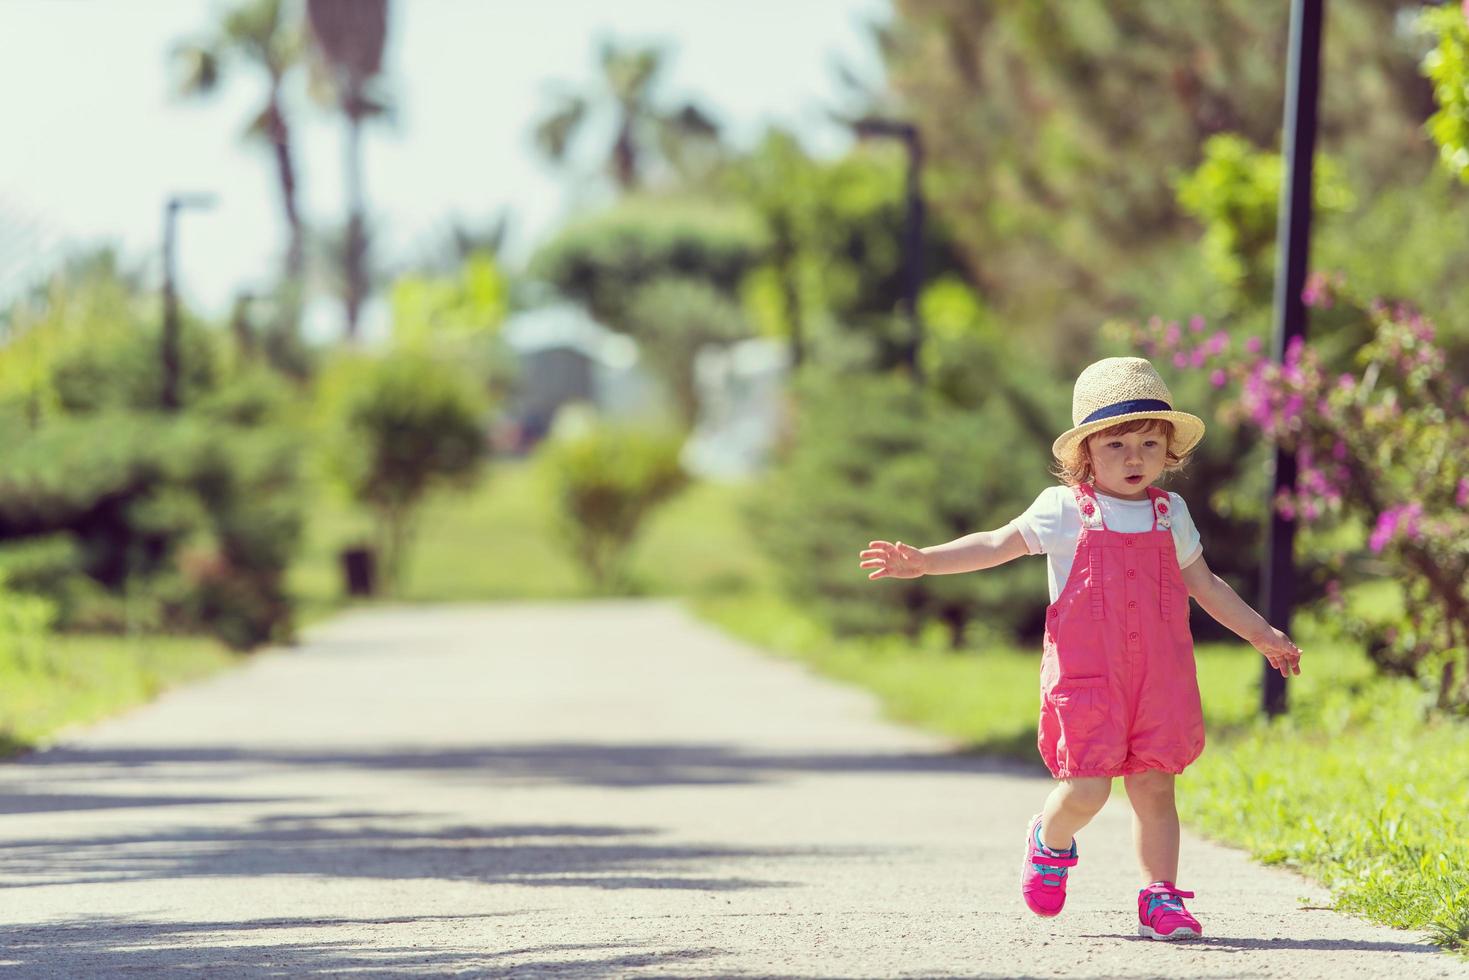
859, 540, 927, 580
1250, 625, 1303, 677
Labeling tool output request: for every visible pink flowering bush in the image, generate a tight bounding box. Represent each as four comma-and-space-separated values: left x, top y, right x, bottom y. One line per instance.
1129, 277, 1469, 712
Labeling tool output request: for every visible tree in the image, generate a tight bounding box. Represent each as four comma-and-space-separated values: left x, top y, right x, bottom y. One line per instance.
306, 0, 390, 341
173, 0, 307, 340
879, 0, 1436, 359
533, 40, 723, 192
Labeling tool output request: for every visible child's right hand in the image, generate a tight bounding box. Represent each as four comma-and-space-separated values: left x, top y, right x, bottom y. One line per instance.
859, 540, 927, 580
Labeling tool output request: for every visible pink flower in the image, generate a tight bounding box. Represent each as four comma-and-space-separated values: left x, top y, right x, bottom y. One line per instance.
1164, 323, 1182, 347
1301, 271, 1334, 309
1245, 336, 1263, 355
1190, 348, 1208, 368
1210, 368, 1227, 388
1369, 503, 1424, 554
1189, 315, 1206, 333
1173, 352, 1189, 368
1458, 478, 1469, 508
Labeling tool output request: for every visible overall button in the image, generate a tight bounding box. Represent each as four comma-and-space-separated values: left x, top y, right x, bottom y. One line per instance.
1128, 600, 1137, 610
1125, 538, 1135, 547
1127, 569, 1136, 579
1129, 632, 1139, 641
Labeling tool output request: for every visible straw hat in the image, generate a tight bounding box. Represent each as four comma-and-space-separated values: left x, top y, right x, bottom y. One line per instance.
1051, 357, 1205, 463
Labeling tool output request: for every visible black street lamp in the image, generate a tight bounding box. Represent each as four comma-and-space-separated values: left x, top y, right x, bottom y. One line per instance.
161, 193, 217, 411
851, 116, 926, 380
1260, 0, 1324, 716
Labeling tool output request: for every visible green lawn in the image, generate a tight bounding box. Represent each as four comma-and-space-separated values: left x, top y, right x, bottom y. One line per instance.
0, 633, 237, 756
696, 590, 1469, 953
289, 461, 773, 611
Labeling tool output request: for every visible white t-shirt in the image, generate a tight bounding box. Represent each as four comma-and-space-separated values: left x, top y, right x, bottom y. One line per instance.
1009, 485, 1204, 602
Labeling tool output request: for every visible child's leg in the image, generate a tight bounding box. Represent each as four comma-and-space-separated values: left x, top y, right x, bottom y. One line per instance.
1039, 776, 1111, 850
1123, 769, 1179, 883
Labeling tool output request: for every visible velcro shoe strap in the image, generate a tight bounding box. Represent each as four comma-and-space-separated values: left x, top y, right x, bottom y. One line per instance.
1033, 852, 1079, 868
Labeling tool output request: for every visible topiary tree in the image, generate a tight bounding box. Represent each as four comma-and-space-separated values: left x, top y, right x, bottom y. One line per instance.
537, 413, 688, 593
317, 352, 487, 594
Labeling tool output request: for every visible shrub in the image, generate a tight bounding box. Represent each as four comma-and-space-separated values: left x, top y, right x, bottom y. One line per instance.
753, 370, 1051, 647
317, 351, 488, 594
0, 575, 57, 674
538, 414, 689, 592
1130, 280, 1469, 711
0, 405, 305, 649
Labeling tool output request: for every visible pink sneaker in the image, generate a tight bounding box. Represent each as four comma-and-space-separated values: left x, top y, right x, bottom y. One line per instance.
1021, 813, 1077, 917
1138, 882, 1202, 940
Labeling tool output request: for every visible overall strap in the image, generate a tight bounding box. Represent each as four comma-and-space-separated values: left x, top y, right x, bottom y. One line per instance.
1072, 483, 1106, 530
1071, 484, 1106, 620
1145, 486, 1173, 531
1147, 486, 1174, 620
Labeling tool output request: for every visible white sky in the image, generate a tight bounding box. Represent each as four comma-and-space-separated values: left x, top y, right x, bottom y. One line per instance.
0, 0, 888, 336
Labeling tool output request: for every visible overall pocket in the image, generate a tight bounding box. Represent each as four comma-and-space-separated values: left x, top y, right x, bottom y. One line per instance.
1046, 674, 1109, 743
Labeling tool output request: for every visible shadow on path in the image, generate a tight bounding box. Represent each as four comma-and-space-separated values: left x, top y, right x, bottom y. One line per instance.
10, 740, 1041, 790
0, 813, 824, 892
0, 917, 726, 978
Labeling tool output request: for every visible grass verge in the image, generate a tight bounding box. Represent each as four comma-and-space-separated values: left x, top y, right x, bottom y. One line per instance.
696, 590, 1469, 953
0, 633, 237, 757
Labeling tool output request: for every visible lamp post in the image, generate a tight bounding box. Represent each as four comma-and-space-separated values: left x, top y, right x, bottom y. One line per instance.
851, 117, 926, 380
161, 193, 217, 411
1259, 0, 1324, 717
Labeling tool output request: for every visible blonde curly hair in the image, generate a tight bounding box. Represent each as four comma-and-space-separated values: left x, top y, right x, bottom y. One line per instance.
1051, 418, 1190, 487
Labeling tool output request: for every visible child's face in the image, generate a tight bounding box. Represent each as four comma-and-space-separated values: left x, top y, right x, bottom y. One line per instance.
1086, 425, 1169, 499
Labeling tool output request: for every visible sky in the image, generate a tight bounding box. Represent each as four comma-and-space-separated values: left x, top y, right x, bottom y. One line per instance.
0, 0, 889, 336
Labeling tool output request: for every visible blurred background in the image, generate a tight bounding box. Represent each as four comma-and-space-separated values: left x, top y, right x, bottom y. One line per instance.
1, 0, 1468, 948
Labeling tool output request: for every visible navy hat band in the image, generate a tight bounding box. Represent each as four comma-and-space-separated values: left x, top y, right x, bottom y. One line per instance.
1080, 398, 1172, 426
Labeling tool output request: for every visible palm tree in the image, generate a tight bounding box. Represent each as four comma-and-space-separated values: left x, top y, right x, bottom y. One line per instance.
305, 0, 390, 341
173, 0, 305, 336
533, 40, 722, 192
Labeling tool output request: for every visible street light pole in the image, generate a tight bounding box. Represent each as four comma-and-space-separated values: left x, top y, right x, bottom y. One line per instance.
1259, 0, 1324, 716
161, 193, 217, 411
851, 117, 926, 381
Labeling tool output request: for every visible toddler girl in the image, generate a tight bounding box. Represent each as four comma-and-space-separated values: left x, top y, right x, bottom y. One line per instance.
858, 356, 1302, 940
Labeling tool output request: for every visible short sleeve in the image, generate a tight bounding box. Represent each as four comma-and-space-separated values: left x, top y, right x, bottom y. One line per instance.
1169, 492, 1203, 568
1010, 486, 1067, 556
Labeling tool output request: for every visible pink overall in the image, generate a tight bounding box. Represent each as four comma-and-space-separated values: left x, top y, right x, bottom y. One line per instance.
1037, 483, 1205, 779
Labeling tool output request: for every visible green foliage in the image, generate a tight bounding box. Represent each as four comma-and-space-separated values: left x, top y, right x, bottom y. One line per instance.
753, 370, 1051, 646
882, 0, 1435, 352
316, 351, 488, 593
625, 276, 752, 427
1175, 134, 1353, 303
1314, 168, 1469, 346
0, 577, 57, 676
0, 406, 305, 649
389, 251, 518, 402
531, 196, 767, 331
537, 415, 689, 593
0, 259, 219, 423
729, 130, 973, 372
1419, 3, 1469, 183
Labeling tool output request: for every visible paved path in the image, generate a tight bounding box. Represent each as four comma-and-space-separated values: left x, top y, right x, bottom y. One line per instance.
0, 602, 1463, 978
